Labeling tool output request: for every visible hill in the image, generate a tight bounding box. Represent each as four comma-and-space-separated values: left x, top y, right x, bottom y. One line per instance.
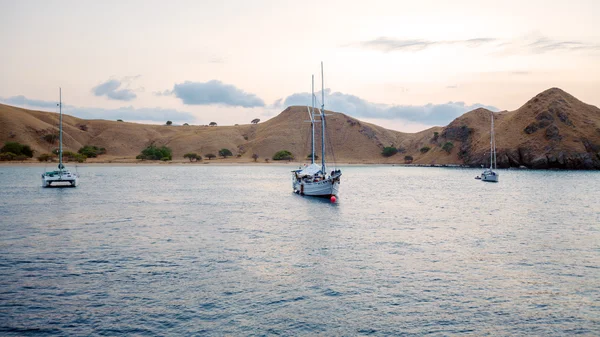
1, 88, 599, 169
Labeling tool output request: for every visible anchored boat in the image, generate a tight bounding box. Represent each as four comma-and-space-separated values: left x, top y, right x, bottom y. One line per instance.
292, 62, 341, 197
42, 88, 79, 188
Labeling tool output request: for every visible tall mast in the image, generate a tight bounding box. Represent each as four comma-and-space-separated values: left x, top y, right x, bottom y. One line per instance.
490, 112, 494, 170
59, 87, 63, 171
492, 112, 497, 170
320, 62, 326, 173
311, 75, 315, 164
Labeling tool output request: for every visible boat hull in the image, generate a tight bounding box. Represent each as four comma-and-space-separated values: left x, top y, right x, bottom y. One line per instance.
292, 175, 340, 197
42, 172, 79, 187
481, 172, 499, 183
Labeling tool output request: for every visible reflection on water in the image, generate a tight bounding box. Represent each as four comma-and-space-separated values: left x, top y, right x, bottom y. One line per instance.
0, 165, 598, 335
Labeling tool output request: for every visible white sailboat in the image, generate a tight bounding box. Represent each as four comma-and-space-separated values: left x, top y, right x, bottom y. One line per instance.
478, 111, 499, 182
42, 88, 79, 188
292, 62, 342, 198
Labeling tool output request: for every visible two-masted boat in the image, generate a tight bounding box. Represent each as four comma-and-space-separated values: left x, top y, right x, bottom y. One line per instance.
292, 63, 341, 197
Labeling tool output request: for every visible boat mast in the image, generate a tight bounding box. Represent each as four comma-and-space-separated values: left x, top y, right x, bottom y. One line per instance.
492, 112, 497, 170
489, 111, 494, 170
59, 87, 63, 171
311, 75, 315, 164
320, 62, 326, 174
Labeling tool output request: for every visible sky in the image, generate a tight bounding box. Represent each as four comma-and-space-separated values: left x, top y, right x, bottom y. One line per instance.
0, 0, 599, 132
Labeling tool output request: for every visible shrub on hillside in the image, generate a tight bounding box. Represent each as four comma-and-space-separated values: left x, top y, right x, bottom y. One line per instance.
404, 155, 413, 163
219, 148, 233, 158
137, 145, 172, 160
382, 146, 398, 157
184, 153, 201, 162
78, 145, 106, 158
43, 134, 59, 144
420, 146, 431, 154
63, 151, 87, 163
1, 142, 34, 158
37, 153, 55, 162
273, 150, 293, 161
205, 153, 216, 160
442, 141, 454, 153
0, 152, 16, 161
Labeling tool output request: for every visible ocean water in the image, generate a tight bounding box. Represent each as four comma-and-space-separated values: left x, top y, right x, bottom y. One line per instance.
0, 165, 598, 336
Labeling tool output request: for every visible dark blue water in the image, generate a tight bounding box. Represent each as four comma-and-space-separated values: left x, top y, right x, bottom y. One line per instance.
0, 165, 598, 336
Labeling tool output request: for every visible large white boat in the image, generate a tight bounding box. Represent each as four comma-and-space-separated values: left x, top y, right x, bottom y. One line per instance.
478, 110, 499, 183
292, 63, 342, 197
42, 88, 79, 188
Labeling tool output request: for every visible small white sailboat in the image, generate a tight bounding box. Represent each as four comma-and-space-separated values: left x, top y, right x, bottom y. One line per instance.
292, 62, 341, 198
42, 88, 79, 188
478, 111, 498, 182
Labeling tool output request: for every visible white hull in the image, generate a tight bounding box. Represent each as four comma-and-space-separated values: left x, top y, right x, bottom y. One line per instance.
481, 171, 499, 183
292, 173, 340, 197
42, 171, 79, 187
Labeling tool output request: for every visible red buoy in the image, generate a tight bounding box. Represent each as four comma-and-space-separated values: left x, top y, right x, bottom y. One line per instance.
330, 195, 337, 203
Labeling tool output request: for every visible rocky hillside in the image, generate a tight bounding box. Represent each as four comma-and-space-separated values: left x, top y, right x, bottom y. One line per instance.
1, 88, 599, 169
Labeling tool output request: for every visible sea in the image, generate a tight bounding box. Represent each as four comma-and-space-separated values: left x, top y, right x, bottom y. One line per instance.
0, 165, 598, 336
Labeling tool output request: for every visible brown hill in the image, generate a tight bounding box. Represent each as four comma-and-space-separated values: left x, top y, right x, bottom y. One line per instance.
1, 88, 599, 169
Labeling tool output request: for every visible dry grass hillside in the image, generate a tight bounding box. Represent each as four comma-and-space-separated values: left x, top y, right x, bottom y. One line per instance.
1, 88, 599, 168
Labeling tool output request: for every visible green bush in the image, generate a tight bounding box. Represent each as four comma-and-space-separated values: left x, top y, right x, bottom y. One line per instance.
219, 148, 233, 158
205, 153, 216, 160
306, 154, 319, 159
14, 154, 29, 161
420, 146, 431, 154
1, 142, 34, 157
381, 146, 398, 157
62, 151, 87, 162
252, 153, 259, 162
273, 150, 293, 161
137, 145, 172, 160
43, 134, 59, 144
166, 121, 173, 126
78, 145, 106, 158
433, 131, 439, 141
184, 153, 201, 162
404, 155, 414, 163
37, 153, 55, 162
0, 152, 16, 161
442, 141, 454, 153
117, 119, 124, 122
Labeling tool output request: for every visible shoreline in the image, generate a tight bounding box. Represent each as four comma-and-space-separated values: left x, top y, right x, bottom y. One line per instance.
0, 160, 484, 169
0, 159, 469, 167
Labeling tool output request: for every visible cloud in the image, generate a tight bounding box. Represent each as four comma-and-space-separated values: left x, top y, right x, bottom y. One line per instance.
92, 79, 137, 101
351, 37, 498, 52
0, 95, 195, 123
279, 89, 498, 125
168, 80, 265, 107
153, 89, 172, 96
527, 37, 600, 53
1, 95, 59, 108
351, 35, 600, 55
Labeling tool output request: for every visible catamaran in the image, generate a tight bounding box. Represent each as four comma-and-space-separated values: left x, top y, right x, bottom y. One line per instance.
42, 88, 79, 187
478, 111, 499, 182
292, 62, 342, 197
